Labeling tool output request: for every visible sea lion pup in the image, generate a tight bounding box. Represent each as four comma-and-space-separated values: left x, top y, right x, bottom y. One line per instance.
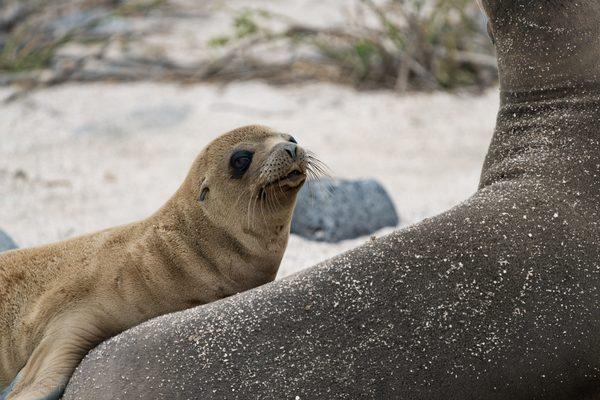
0, 125, 316, 400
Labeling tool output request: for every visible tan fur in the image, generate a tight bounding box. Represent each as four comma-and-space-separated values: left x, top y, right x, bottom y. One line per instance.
0, 125, 309, 400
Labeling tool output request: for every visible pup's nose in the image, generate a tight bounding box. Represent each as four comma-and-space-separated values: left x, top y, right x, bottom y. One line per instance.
283, 143, 297, 160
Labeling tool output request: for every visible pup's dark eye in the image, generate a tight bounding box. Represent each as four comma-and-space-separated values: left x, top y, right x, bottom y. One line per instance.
230, 150, 253, 178
288, 136, 297, 144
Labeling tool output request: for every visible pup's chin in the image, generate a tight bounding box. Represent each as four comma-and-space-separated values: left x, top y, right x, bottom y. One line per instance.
260, 174, 306, 207
265, 169, 306, 192
279, 171, 307, 192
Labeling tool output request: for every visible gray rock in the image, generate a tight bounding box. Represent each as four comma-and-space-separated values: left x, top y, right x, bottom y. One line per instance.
291, 178, 399, 242
0, 229, 17, 253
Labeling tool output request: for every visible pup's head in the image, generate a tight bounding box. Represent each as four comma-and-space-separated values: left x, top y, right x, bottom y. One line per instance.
187, 125, 322, 231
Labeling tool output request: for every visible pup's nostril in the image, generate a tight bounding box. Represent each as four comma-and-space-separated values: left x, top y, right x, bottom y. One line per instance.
283, 143, 297, 160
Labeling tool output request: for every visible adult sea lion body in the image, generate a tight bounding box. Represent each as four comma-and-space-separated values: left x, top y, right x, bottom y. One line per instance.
0, 125, 312, 400
63, 1, 600, 399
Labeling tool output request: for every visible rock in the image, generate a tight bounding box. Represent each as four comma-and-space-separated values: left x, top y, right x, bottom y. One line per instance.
291, 178, 399, 242
0, 229, 17, 253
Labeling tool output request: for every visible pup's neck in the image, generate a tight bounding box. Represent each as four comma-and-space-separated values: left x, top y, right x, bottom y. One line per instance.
148, 191, 286, 288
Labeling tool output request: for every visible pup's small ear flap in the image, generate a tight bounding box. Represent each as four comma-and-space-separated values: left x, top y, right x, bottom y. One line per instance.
199, 179, 209, 202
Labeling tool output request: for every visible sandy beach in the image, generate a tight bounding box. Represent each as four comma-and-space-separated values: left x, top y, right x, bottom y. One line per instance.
0, 81, 498, 277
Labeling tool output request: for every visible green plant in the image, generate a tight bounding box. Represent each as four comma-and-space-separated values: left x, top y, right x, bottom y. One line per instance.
0, 0, 162, 73
0, 27, 64, 72
115, 0, 166, 16
208, 0, 496, 91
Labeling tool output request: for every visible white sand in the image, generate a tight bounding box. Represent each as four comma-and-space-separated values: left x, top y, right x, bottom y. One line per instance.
0, 81, 498, 277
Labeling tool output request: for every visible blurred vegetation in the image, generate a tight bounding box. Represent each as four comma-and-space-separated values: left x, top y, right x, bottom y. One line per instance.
209, 0, 496, 91
0, 0, 160, 73
0, 0, 496, 92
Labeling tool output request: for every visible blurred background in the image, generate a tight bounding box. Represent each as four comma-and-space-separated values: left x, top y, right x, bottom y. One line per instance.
0, 0, 499, 277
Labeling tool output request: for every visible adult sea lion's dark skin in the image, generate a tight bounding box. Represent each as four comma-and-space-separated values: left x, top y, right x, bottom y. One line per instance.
64, 1, 600, 399
0, 125, 313, 400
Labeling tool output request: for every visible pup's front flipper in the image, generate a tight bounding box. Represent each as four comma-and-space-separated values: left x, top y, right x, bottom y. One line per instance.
0, 371, 21, 400
1, 373, 62, 400
3, 324, 98, 400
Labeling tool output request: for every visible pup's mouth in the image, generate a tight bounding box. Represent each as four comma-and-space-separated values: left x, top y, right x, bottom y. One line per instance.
269, 169, 306, 189
261, 168, 307, 198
